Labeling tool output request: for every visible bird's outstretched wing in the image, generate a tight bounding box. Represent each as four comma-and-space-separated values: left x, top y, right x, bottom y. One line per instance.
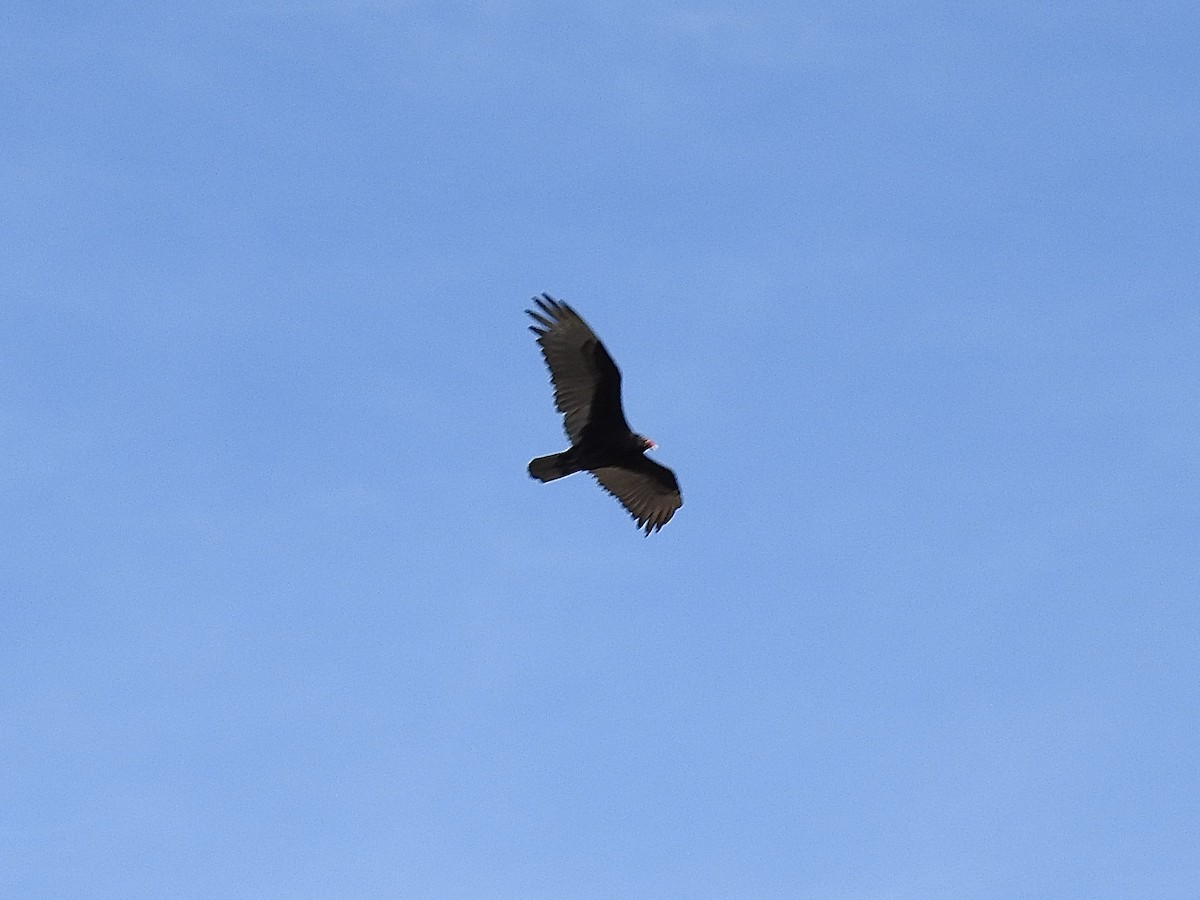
527, 295, 630, 444
592, 458, 683, 535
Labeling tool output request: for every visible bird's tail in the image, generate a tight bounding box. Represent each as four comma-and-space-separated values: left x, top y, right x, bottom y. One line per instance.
528, 451, 578, 482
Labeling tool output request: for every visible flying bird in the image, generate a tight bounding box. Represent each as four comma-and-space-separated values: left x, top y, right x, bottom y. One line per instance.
526, 294, 682, 535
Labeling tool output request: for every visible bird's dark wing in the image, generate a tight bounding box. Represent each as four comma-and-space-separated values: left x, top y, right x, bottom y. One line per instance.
527, 294, 631, 444
591, 458, 683, 535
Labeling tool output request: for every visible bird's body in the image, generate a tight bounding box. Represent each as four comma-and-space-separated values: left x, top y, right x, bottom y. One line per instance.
526, 294, 682, 534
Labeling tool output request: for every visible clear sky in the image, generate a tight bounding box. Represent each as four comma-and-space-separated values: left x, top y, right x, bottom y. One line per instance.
3, 2, 1198, 897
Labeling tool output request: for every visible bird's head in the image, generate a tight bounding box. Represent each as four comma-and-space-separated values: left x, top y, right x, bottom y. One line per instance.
637, 435, 657, 452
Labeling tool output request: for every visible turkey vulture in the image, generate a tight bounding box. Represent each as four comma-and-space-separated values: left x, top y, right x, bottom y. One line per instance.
526, 294, 682, 534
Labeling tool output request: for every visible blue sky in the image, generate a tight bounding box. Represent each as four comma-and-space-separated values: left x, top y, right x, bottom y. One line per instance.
3, 1, 1198, 897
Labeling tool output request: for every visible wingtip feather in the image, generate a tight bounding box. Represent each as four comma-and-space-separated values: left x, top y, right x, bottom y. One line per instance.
526, 309, 554, 329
